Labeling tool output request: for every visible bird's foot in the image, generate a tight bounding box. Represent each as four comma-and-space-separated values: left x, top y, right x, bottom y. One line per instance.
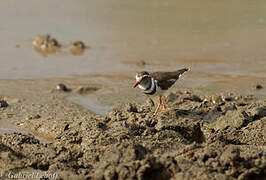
160, 103, 167, 113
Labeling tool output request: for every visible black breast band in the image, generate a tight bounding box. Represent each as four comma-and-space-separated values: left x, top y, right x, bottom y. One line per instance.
145, 85, 156, 95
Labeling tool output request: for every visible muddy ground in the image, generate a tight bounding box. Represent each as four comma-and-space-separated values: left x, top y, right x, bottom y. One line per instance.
0, 80, 265, 180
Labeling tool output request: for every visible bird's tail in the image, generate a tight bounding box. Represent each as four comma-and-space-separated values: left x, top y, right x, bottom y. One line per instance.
170, 68, 190, 79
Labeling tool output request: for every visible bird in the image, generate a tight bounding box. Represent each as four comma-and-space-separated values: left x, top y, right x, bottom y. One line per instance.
134, 68, 189, 115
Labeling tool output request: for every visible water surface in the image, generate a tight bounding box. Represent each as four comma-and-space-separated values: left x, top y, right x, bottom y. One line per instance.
0, 0, 265, 102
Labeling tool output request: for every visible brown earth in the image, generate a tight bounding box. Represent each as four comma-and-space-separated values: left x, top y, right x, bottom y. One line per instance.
0, 80, 265, 180
1, 1, 266, 179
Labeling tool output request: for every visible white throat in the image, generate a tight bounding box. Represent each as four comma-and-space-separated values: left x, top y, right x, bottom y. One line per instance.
137, 76, 157, 93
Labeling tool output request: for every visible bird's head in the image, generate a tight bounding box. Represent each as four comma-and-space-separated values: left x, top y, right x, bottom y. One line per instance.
134, 71, 150, 88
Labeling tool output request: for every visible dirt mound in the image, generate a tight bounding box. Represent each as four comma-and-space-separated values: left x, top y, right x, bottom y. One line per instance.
0, 91, 265, 179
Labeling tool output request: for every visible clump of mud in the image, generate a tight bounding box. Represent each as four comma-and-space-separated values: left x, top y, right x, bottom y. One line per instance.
32, 34, 61, 56
0, 91, 265, 179
69, 41, 88, 56
32, 34, 88, 56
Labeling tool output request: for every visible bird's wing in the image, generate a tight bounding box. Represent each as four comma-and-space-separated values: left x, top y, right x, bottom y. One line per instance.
157, 79, 176, 90
150, 68, 189, 82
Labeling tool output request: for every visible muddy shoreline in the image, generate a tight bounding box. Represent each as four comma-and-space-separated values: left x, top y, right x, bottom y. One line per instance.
1, 0, 266, 179
0, 79, 265, 180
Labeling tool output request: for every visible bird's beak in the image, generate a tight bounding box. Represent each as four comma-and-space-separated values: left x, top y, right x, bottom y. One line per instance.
134, 81, 140, 88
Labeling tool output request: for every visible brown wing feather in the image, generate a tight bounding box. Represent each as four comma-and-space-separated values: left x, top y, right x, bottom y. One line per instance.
150, 68, 189, 82
150, 68, 189, 90
157, 79, 176, 90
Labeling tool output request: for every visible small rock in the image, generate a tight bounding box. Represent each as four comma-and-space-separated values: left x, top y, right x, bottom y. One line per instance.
56, 83, 71, 92
97, 122, 108, 130
212, 96, 224, 104
202, 98, 209, 104
0, 100, 8, 108
123, 121, 129, 128
184, 90, 191, 94
17, 123, 24, 126
32, 34, 61, 55
215, 106, 222, 112
237, 102, 248, 106
71, 41, 86, 49
63, 124, 70, 131
222, 95, 234, 102
34, 114, 41, 119
255, 84, 263, 90
69, 41, 87, 55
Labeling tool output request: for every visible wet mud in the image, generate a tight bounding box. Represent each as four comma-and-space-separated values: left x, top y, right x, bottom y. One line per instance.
0, 89, 265, 179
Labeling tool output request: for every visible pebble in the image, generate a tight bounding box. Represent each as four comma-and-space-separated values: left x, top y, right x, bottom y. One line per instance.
32, 34, 61, 55
63, 124, 70, 131
215, 106, 222, 112
97, 122, 108, 130
123, 121, 129, 128
212, 96, 224, 104
71, 41, 86, 49
69, 41, 87, 55
202, 98, 209, 104
0, 100, 8, 108
56, 83, 70, 92
255, 84, 263, 90
237, 102, 248, 106
221, 93, 235, 101
223, 96, 234, 101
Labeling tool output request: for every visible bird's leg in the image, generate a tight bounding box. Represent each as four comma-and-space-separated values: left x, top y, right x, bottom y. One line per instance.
153, 96, 162, 116
161, 96, 167, 112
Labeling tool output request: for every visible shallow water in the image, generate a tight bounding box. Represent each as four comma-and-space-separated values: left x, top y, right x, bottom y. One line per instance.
0, 0, 265, 103
68, 95, 115, 115
0, 123, 54, 143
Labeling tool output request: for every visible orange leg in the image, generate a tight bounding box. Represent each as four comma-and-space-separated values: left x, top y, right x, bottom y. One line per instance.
153, 96, 162, 116
161, 96, 167, 112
